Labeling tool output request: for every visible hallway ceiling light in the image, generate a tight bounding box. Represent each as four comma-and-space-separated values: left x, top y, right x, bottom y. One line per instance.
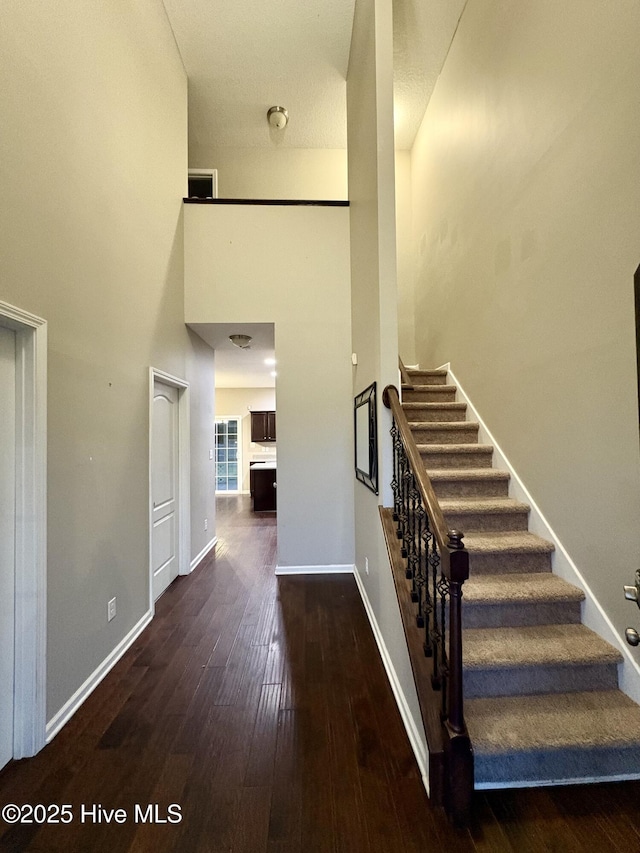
267, 106, 288, 129
264, 358, 276, 365
229, 334, 252, 349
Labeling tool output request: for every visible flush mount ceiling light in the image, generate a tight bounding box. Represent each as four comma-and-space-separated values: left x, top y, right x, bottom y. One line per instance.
229, 334, 252, 349
267, 106, 288, 130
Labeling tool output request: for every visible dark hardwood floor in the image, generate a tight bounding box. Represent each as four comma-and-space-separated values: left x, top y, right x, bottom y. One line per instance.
2, 495, 640, 852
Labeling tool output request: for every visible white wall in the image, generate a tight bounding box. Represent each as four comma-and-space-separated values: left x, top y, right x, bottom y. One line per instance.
216, 387, 277, 492
0, 0, 215, 722
411, 0, 640, 657
395, 150, 416, 364
347, 0, 427, 781
185, 204, 354, 571
189, 146, 348, 200
189, 338, 217, 552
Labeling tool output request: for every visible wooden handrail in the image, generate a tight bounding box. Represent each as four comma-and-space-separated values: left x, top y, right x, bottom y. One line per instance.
383, 384, 450, 556
398, 357, 413, 389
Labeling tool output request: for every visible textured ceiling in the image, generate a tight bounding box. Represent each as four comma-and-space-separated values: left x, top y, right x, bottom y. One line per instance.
161, 0, 466, 152
163, 0, 356, 150
393, 0, 468, 149
189, 323, 276, 388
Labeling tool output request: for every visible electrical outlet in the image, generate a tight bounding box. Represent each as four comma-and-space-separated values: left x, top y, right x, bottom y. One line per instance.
107, 597, 116, 622
365, 557, 369, 575
209, 449, 213, 460
204, 518, 208, 531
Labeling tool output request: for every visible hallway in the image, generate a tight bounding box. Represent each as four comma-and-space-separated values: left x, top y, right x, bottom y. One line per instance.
1, 497, 640, 851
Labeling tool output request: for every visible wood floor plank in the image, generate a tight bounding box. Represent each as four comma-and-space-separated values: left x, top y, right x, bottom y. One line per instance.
244, 683, 282, 787
267, 709, 303, 850
232, 786, 272, 853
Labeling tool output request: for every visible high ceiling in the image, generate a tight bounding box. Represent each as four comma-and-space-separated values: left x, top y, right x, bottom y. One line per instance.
163, 0, 356, 150
162, 0, 467, 152
169, 1, 467, 386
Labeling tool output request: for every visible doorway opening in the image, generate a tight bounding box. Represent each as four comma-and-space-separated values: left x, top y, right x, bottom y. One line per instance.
0, 301, 47, 764
188, 321, 277, 512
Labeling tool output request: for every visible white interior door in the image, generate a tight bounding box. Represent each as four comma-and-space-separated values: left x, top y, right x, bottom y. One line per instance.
152, 380, 179, 600
0, 326, 16, 770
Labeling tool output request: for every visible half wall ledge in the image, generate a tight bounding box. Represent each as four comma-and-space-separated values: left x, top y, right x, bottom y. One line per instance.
183, 198, 349, 206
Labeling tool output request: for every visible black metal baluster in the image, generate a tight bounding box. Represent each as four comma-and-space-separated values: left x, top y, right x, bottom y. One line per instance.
407, 473, 419, 592
422, 515, 434, 655
401, 456, 412, 561
390, 418, 400, 523
437, 572, 450, 720
430, 541, 442, 690
395, 432, 405, 542
414, 498, 426, 628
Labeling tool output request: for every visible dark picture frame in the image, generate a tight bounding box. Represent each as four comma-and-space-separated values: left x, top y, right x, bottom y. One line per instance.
354, 382, 378, 495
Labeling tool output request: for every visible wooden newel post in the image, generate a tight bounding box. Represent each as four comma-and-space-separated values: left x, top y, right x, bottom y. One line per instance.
444, 529, 474, 826
446, 530, 468, 734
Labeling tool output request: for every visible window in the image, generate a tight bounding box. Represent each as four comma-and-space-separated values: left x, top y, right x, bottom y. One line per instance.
215, 417, 241, 492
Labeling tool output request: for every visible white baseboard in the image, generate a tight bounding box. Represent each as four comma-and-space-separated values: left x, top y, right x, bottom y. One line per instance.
352, 567, 430, 796
448, 365, 640, 705
275, 563, 354, 576
190, 536, 218, 571
46, 608, 153, 743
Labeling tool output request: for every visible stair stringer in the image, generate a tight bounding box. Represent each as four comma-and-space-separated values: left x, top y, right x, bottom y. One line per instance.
439, 362, 640, 706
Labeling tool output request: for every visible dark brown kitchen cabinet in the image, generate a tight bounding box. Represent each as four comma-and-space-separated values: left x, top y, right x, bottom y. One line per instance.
250, 410, 276, 442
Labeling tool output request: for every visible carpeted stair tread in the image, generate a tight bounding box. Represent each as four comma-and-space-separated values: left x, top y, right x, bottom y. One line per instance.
463, 573, 584, 605
440, 496, 529, 512
406, 369, 448, 383
463, 530, 555, 555
428, 468, 510, 484
462, 531, 554, 575
467, 689, 640, 755
440, 497, 530, 531
403, 383, 457, 393
402, 386, 459, 403
409, 421, 480, 444
461, 573, 583, 628
429, 469, 511, 498
418, 444, 495, 469
462, 623, 622, 670
409, 420, 478, 429
402, 402, 467, 411
417, 443, 493, 455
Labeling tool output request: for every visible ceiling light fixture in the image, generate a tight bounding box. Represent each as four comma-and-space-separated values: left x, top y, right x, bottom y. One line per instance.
264, 358, 276, 366
229, 334, 252, 349
267, 106, 288, 130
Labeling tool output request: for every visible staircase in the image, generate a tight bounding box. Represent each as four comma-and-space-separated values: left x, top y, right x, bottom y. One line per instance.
403, 366, 640, 788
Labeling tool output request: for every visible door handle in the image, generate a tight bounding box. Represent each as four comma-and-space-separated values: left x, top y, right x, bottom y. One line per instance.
624, 569, 640, 606
626, 628, 640, 647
